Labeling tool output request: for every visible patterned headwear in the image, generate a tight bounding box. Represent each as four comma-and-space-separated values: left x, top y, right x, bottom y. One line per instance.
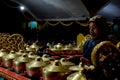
89, 15, 108, 30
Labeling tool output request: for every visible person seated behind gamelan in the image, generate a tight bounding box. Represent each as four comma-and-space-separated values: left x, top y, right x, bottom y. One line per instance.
80, 15, 111, 65
79, 15, 120, 79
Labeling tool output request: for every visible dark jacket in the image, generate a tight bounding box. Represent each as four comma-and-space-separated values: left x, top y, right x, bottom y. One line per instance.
83, 36, 109, 64
83, 38, 97, 64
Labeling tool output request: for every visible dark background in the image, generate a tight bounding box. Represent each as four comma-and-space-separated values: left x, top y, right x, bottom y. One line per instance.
0, 0, 88, 43
0, 0, 120, 43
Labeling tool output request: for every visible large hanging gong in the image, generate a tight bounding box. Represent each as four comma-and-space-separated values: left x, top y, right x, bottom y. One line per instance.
91, 41, 120, 79
91, 41, 120, 67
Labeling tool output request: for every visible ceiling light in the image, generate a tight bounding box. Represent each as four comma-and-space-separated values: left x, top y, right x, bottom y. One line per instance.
20, 6, 25, 11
